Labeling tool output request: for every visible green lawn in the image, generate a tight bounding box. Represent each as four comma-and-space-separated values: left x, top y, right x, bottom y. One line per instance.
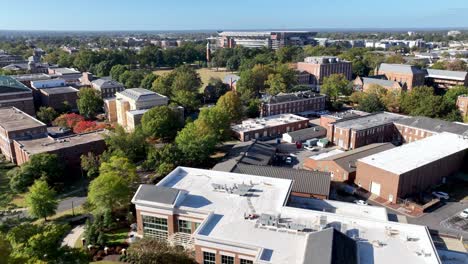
154, 68, 235, 92
106, 228, 129, 245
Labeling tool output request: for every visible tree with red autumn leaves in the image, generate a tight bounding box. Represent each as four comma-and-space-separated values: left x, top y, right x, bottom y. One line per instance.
73, 121, 108, 134
53, 113, 85, 129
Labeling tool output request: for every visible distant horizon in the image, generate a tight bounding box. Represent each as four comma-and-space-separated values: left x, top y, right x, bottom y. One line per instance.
1, 27, 467, 33
1, 0, 468, 31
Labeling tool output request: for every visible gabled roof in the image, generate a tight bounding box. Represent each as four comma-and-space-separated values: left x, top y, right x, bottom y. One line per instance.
426, 69, 467, 81
118, 88, 164, 101
379, 63, 426, 75
232, 164, 331, 196
133, 184, 180, 206
212, 141, 277, 172
263, 91, 325, 104
362, 77, 401, 88
302, 228, 358, 264
394, 116, 468, 135
92, 78, 125, 88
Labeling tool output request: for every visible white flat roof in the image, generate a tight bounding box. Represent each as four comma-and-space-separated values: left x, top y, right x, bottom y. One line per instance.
359, 132, 468, 175
141, 167, 441, 264
231, 114, 308, 133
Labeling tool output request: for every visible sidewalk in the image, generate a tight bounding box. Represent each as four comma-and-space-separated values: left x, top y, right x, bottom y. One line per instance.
61, 224, 85, 247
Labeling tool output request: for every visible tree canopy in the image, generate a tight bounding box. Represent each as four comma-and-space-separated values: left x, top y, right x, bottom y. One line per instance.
77, 88, 104, 119
320, 74, 352, 101
25, 180, 58, 221
141, 106, 184, 141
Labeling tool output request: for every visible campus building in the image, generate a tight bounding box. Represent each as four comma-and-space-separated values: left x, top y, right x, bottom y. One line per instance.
295, 56, 352, 88
394, 116, 468, 143
91, 78, 126, 99
304, 143, 395, 183
214, 31, 317, 49
131, 167, 441, 264
356, 132, 468, 204
260, 91, 326, 117
13, 130, 107, 168
425, 69, 468, 90
39, 86, 79, 110
0, 75, 35, 115
105, 88, 169, 131
327, 112, 406, 150
231, 114, 309, 142
376, 63, 426, 90
0, 107, 47, 162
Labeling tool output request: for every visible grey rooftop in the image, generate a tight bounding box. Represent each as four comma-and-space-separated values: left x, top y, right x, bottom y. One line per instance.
334, 112, 406, 130
133, 184, 180, 205
394, 116, 468, 135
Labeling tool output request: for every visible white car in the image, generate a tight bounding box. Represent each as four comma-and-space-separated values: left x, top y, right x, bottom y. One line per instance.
354, 200, 368, 206
460, 209, 468, 218
432, 191, 450, 200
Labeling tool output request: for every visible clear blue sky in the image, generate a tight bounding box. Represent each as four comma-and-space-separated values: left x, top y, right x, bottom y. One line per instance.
2, 0, 468, 31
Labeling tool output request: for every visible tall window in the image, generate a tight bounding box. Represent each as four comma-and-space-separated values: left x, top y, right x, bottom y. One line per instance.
221, 255, 234, 264
178, 219, 192, 234
203, 252, 216, 264
142, 215, 168, 241
240, 259, 253, 264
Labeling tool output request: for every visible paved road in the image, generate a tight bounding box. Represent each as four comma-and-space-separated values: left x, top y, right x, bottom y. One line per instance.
408, 200, 468, 237
61, 224, 85, 247
57, 196, 87, 213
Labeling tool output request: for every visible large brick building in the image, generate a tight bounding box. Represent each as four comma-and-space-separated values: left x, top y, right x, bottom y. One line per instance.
39, 86, 79, 110
131, 167, 441, 264
356, 132, 468, 204
231, 114, 309, 142
260, 91, 326, 117
425, 69, 468, 90
0, 75, 35, 115
376, 63, 426, 90
327, 112, 406, 150
393, 116, 468, 143
295, 56, 352, 88
304, 143, 395, 183
13, 130, 107, 168
214, 31, 317, 49
0, 107, 47, 162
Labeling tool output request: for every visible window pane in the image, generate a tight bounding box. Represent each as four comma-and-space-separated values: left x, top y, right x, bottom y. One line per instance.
240, 259, 253, 264
178, 219, 192, 234
222, 255, 234, 264
203, 252, 216, 264
142, 215, 168, 241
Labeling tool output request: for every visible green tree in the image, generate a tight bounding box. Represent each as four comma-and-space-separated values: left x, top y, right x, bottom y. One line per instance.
266, 73, 287, 95
385, 55, 406, 64
196, 107, 230, 142
141, 73, 158, 89
141, 106, 184, 141
151, 73, 174, 96
104, 126, 148, 162
203, 78, 229, 102
0, 236, 12, 264
119, 70, 146, 88
81, 152, 101, 179
172, 90, 200, 113
175, 122, 217, 165
25, 180, 58, 221
36, 107, 58, 125
321, 74, 351, 101
444, 85, 468, 105
430, 61, 446, 70
357, 93, 387, 113
215, 91, 242, 122
110, 64, 128, 81
9, 153, 64, 192
77, 88, 104, 119
88, 173, 131, 213
99, 156, 138, 183
144, 144, 182, 175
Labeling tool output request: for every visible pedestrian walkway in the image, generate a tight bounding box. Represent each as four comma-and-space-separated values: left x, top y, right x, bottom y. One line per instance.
61, 224, 85, 247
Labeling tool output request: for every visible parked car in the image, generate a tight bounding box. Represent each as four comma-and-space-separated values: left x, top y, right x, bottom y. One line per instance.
354, 199, 368, 206
285, 156, 293, 164
432, 191, 450, 200
460, 209, 468, 218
